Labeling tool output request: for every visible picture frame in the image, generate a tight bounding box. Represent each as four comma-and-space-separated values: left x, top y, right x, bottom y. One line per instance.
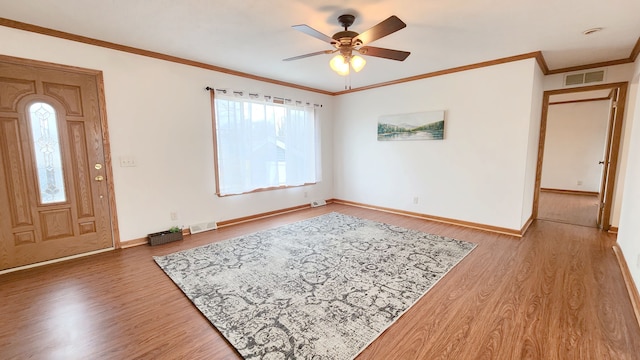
377, 110, 445, 141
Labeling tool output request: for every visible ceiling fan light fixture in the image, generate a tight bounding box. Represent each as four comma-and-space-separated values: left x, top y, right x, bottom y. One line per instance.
350, 55, 366, 72
288, 14, 409, 79
330, 54, 350, 76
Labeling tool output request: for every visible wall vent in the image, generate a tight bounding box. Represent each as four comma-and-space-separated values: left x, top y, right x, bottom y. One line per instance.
189, 221, 217, 234
584, 70, 605, 83
310, 200, 327, 207
564, 70, 605, 86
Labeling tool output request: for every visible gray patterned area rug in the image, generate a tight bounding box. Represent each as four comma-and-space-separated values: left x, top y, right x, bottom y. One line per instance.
154, 212, 476, 359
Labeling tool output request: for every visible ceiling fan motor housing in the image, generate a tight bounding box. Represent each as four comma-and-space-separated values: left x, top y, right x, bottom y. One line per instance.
332, 30, 360, 51
332, 30, 359, 41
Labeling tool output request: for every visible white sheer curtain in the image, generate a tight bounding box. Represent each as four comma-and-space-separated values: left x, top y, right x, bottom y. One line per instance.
214, 96, 318, 196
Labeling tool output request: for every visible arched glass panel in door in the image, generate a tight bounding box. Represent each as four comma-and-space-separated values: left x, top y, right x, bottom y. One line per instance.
28, 102, 67, 204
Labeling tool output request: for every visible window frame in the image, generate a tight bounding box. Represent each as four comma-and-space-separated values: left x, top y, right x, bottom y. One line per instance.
210, 92, 319, 197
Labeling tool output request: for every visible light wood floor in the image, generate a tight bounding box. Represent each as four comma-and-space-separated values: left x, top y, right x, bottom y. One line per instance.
538, 191, 599, 228
1, 204, 639, 359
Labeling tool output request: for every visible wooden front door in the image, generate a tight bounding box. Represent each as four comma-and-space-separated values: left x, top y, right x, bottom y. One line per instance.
0, 57, 114, 271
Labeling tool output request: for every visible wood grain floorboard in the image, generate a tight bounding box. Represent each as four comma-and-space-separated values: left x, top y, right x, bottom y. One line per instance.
538, 191, 599, 228
1, 204, 639, 359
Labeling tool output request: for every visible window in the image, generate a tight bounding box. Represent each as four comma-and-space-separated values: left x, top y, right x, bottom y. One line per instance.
28, 102, 67, 204
213, 96, 319, 196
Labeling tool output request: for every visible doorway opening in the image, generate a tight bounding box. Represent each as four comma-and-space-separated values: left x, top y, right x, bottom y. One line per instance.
533, 82, 628, 231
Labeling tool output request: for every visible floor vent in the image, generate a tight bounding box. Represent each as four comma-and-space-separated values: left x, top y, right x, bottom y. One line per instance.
310, 200, 327, 207
564, 70, 605, 86
189, 221, 217, 234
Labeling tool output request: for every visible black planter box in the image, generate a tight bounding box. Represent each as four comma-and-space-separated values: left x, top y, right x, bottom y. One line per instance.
148, 230, 183, 246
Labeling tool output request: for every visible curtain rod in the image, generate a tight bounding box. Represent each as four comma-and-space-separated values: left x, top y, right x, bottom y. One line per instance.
205, 86, 322, 107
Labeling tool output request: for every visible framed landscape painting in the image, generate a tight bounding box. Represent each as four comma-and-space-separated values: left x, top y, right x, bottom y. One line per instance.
377, 110, 445, 141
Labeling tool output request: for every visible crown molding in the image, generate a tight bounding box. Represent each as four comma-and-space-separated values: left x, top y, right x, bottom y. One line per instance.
0, 17, 333, 96
630, 36, 640, 62
2, 17, 638, 96
547, 58, 633, 75
334, 52, 547, 95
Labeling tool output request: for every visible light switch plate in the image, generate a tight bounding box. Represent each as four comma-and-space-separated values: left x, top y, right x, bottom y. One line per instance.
119, 156, 137, 167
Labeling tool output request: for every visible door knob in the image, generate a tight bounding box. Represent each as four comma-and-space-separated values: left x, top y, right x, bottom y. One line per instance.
94, 175, 104, 181
95, 163, 103, 170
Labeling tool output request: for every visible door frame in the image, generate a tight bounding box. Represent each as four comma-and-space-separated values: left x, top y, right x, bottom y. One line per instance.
532, 81, 629, 231
0, 54, 121, 249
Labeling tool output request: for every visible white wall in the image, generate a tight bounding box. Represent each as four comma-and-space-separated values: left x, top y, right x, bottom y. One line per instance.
617, 57, 640, 290
521, 64, 545, 225
0, 26, 334, 241
2, 22, 636, 246
541, 100, 610, 192
333, 59, 541, 231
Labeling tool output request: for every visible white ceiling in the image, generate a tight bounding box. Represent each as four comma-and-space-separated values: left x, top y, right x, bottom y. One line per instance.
1, 0, 639, 93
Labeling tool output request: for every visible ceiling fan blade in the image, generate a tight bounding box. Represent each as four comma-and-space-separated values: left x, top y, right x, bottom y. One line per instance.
283, 50, 334, 61
354, 15, 407, 45
359, 46, 410, 61
292, 24, 335, 44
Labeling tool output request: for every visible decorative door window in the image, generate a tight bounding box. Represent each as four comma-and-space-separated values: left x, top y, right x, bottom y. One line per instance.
28, 102, 67, 204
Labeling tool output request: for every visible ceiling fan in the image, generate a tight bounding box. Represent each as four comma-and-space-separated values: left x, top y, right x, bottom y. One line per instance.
283, 14, 410, 76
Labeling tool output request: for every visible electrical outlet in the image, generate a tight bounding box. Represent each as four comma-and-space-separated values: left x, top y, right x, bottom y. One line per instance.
170, 212, 178, 221
413, 197, 419, 204
304, 191, 308, 198
577, 180, 583, 186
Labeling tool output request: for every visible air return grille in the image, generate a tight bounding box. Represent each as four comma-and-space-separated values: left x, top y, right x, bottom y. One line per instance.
310, 200, 327, 207
564, 70, 605, 86
189, 221, 217, 234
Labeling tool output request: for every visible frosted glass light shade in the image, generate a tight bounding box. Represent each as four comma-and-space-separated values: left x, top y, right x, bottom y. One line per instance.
350, 55, 366, 72
329, 55, 350, 76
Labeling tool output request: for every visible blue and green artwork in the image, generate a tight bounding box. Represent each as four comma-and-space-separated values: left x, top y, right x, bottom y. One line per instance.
377, 110, 445, 141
